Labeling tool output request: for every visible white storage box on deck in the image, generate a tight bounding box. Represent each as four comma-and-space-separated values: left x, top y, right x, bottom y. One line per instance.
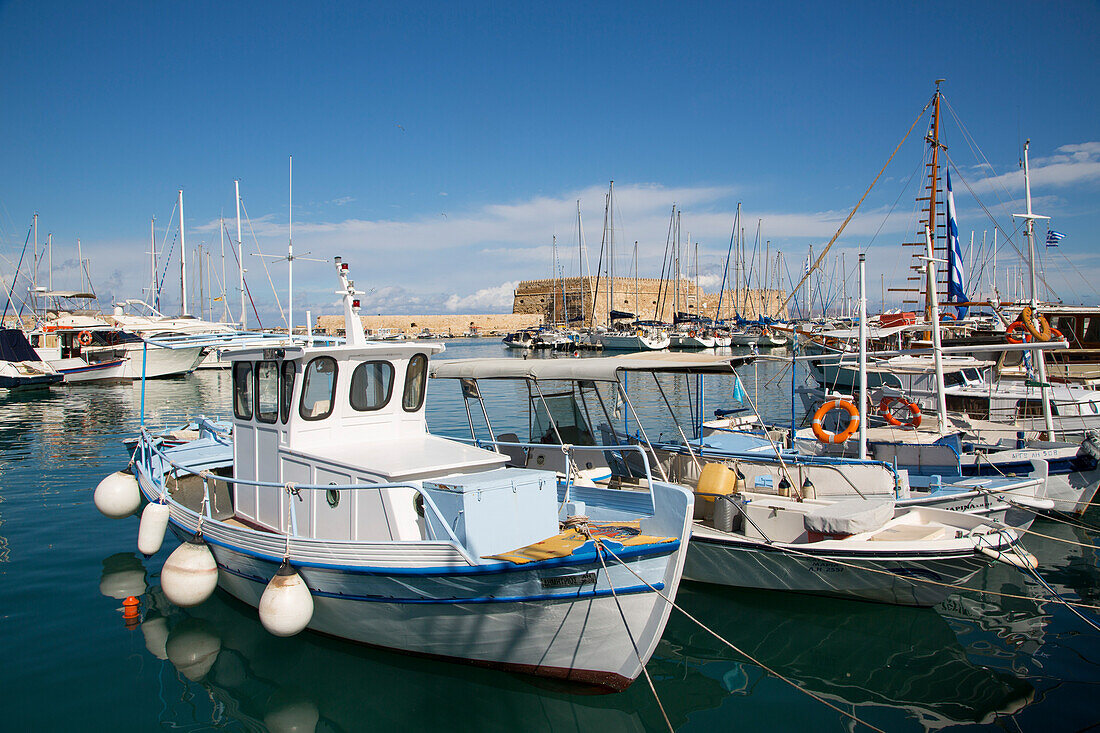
422, 467, 559, 559
804, 499, 895, 539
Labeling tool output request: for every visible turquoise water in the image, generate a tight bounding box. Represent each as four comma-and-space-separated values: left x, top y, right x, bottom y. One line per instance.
1, 339, 1097, 731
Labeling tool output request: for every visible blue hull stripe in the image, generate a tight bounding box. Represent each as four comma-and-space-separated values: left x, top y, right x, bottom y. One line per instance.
218, 562, 662, 604
166, 516, 678, 576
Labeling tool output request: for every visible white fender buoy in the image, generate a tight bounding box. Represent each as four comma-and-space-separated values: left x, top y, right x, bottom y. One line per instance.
94, 470, 141, 518
264, 690, 320, 733
141, 613, 170, 660
161, 535, 219, 607
137, 501, 171, 557
258, 562, 314, 637
165, 618, 221, 681
98, 553, 147, 599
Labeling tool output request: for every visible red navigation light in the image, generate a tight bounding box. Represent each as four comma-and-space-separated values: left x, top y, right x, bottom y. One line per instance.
341, 263, 349, 271
352, 299, 360, 308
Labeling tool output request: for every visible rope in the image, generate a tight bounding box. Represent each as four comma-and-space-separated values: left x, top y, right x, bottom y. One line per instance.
597, 542, 886, 733
593, 541, 673, 733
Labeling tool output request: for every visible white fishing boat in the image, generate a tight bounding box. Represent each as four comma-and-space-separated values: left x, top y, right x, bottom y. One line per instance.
95, 259, 694, 691
430, 354, 1038, 606
684, 491, 1029, 607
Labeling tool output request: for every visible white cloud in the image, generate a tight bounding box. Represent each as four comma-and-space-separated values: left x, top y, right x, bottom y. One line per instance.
964, 141, 1100, 195
443, 281, 518, 312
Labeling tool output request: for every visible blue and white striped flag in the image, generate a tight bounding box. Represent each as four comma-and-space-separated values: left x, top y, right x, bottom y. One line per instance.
1046, 230, 1066, 246
945, 169, 969, 319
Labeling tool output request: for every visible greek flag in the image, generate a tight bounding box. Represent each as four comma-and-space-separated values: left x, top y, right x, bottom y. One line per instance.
945, 169, 969, 319
1046, 230, 1066, 246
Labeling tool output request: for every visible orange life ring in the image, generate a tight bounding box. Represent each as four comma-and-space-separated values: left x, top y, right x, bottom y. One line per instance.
812, 399, 860, 444
1050, 328, 1065, 342
1019, 306, 1052, 341
689, 329, 697, 337
942, 312, 955, 321
878, 395, 922, 429
1006, 321, 1030, 344
78, 330, 94, 346
106, 331, 120, 345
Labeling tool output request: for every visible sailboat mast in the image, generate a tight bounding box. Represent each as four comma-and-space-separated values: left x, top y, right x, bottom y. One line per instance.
608, 180, 614, 327
150, 216, 157, 308
32, 213, 37, 317
288, 155, 294, 335
924, 82, 944, 322
1014, 140, 1055, 437
235, 180, 246, 329
179, 189, 188, 316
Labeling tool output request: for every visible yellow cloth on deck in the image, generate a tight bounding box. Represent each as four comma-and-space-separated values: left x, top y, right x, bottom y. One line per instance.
485, 521, 675, 565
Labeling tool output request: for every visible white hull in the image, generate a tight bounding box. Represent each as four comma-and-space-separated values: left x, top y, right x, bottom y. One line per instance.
670, 334, 715, 349
598, 332, 671, 351
684, 529, 1000, 607
86, 343, 206, 378
136, 461, 693, 690
49, 357, 131, 383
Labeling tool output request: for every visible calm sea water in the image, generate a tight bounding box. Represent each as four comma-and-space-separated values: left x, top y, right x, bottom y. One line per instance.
1, 339, 1097, 731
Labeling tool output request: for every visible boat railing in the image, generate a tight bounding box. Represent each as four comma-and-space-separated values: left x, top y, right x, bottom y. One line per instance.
136, 430, 477, 564
456, 435, 658, 502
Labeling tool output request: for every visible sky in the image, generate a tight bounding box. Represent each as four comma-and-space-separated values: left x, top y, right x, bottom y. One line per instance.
1, 0, 1098, 324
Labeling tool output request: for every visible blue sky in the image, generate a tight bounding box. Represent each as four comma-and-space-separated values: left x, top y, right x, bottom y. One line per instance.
2, 0, 1098, 323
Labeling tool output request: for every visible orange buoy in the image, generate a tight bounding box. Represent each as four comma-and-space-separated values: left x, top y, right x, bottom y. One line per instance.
122, 596, 141, 628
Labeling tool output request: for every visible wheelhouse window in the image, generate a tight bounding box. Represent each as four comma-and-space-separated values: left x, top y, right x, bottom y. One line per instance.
402, 353, 428, 412
350, 361, 395, 412
256, 361, 279, 423
280, 361, 296, 423
233, 361, 253, 420
300, 356, 338, 421
1016, 399, 1058, 419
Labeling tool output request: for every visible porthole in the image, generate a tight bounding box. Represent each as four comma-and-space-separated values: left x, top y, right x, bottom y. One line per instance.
326, 487, 340, 508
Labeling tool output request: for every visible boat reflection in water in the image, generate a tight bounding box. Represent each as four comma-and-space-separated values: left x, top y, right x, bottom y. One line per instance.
650, 584, 1034, 730
100, 562, 652, 732
99, 545, 1042, 732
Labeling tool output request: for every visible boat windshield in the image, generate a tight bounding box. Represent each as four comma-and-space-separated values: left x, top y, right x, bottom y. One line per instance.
531, 391, 597, 446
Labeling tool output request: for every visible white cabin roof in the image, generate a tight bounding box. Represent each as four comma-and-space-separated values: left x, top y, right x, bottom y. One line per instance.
430, 352, 753, 382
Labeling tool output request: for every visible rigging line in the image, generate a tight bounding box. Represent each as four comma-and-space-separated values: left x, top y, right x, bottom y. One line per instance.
239, 197, 286, 327
222, 223, 264, 328
597, 541, 887, 733
947, 160, 1050, 293
2, 223, 33, 323
942, 95, 1022, 218
782, 96, 934, 311
1054, 249, 1100, 301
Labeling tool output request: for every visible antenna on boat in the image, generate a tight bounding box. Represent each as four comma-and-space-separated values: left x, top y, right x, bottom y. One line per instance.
179, 189, 188, 316
335, 257, 367, 347
235, 179, 246, 329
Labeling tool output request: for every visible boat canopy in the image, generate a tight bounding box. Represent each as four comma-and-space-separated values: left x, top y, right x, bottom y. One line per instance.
430, 352, 753, 382
0, 329, 41, 362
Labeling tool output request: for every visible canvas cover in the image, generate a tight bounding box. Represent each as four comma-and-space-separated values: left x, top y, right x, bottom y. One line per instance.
803, 499, 895, 536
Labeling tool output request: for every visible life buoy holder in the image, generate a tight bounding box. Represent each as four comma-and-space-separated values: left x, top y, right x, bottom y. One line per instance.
1005, 321, 1030, 344
812, 399, 860, 444
106, 331, 120, 345
879, 395, 922, 429
78, 330, 94, 346
1019, 306, 1053, 341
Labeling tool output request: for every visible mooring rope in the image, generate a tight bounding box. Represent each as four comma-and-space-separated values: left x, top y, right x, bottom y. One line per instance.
593, 540, 673, 733
597, 541, 887, 733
